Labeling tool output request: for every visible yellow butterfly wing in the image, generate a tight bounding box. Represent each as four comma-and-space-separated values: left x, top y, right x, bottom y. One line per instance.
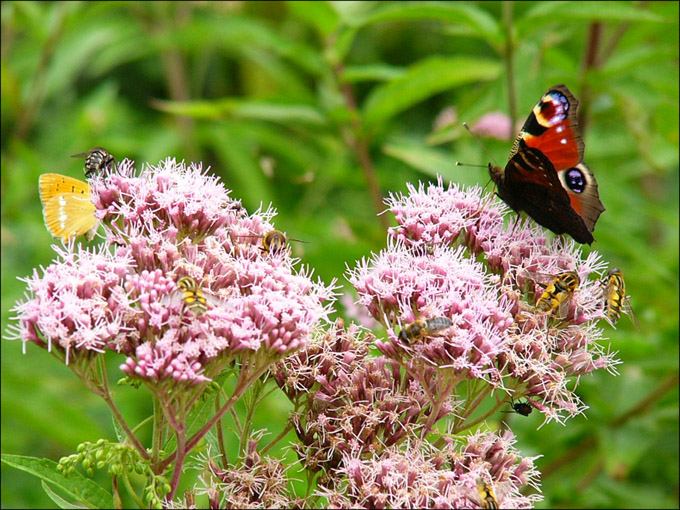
39, 173, 91, 203
39, 174, 98, 241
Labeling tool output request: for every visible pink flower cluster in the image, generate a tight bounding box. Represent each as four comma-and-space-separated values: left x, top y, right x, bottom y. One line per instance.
7, 243, 135, 364
319, 431, 541, 509
273, 321, 447, 472
348, 240, 513, 382
385, 179, 486, 249
348, 178, 622, 422
9, 159, 335, 384
192, 439, 295, 510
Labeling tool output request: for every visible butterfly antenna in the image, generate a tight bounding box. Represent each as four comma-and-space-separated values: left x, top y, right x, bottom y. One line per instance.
462, 121, 499, 167
455, 161, 487, 169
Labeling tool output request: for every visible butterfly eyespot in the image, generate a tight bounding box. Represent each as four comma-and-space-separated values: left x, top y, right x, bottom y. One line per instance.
539, 91, 570, 126
565, 168, 586, 193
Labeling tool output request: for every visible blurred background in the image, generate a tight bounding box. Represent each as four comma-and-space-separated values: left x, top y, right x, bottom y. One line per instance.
1, 2, 677, 508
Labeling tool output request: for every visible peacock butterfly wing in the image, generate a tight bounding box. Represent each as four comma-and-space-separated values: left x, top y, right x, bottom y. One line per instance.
489, 85, 605, 244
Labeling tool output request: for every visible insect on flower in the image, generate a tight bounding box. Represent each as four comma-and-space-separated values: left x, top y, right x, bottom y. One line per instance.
476, 479, 499, 509
176, 276, 209, 315
535, 271, 580, 316
398, 316, 453, 344
502, 397, 533, 417
38, 173, 99, 241
602, 268, 636, 326
262, 229, 288, 254
72, 147, 116, 178
237, 229, 307, 255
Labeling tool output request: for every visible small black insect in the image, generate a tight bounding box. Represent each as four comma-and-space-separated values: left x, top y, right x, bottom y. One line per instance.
72, 147, 116, 177
511, 400, 533, 416
502, 398, 533, 417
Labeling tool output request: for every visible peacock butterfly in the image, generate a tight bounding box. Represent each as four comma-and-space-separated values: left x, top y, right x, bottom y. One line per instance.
488, 85, 605, 244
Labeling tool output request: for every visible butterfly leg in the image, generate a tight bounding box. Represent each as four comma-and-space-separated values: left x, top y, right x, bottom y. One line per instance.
510, 212, 522, 235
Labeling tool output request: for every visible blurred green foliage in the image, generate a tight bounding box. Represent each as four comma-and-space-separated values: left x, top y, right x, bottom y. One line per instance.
1, 1, 677, 508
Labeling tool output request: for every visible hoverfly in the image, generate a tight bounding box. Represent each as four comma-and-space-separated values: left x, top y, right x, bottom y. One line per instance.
72, 147, 116, 178
261, 229, 288, 254
176, 276, 209, 315
602, 268, 636, 326
535, 271, 580, 316
237, 229, 306, 255
398, 316, 453, 344
476, 479, 499, 510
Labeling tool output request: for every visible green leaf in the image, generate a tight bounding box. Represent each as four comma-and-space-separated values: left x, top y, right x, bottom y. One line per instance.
286, 1, 339, 36
329, 26, 359, 63
1, 454, 112, 509
342, 64, 406, 83
518, 1, 664, 33
350, 2, 502, 47
597, 47, 677, 78
168, 15, 325, 76
153, 98, 327, 126
362, 57, 500, 129
41, 481, 83, 509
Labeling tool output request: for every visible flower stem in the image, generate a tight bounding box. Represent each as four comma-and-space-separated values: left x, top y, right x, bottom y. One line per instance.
112, 475, 122, 510
331, 61, 389, 230
239, 377, 265, 455
215, 393, 229, 469
94, 358, 150, 460
502, 1, 517, 133
422, 374, 458, 436
454, 398, 506, 434
122, 473, 146, 509
158, 357, 272, 472
578, 22, 603, 133
453, 383, 493, 431
152, 397, 164, 466
261, 421, 294, 455
166, 427, 187, 501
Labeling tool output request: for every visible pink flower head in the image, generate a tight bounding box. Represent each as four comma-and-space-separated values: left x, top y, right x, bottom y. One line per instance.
7, 242, 135, 364
90, 158, 242, 241
318, 431, 541, 509
385, 178, 488, 249
370, 176, 623, 421
192, 438, 293, 510
274, 323, 445, 472
9, 158, 336, 384
348, 240, 513, 379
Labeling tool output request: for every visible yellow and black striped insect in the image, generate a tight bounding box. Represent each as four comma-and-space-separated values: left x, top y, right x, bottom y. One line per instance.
476, 479, 499, 509
72, 147, 116, 178
237, 229, 306, 255
177, 276, 209, 315
535, 271, 580, 315
398, 316, 453, 344
261, 229, 289, 254
602, 268, 636, 326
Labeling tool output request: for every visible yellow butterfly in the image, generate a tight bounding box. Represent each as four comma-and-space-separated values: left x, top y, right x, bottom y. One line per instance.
38, 173, 99, 241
